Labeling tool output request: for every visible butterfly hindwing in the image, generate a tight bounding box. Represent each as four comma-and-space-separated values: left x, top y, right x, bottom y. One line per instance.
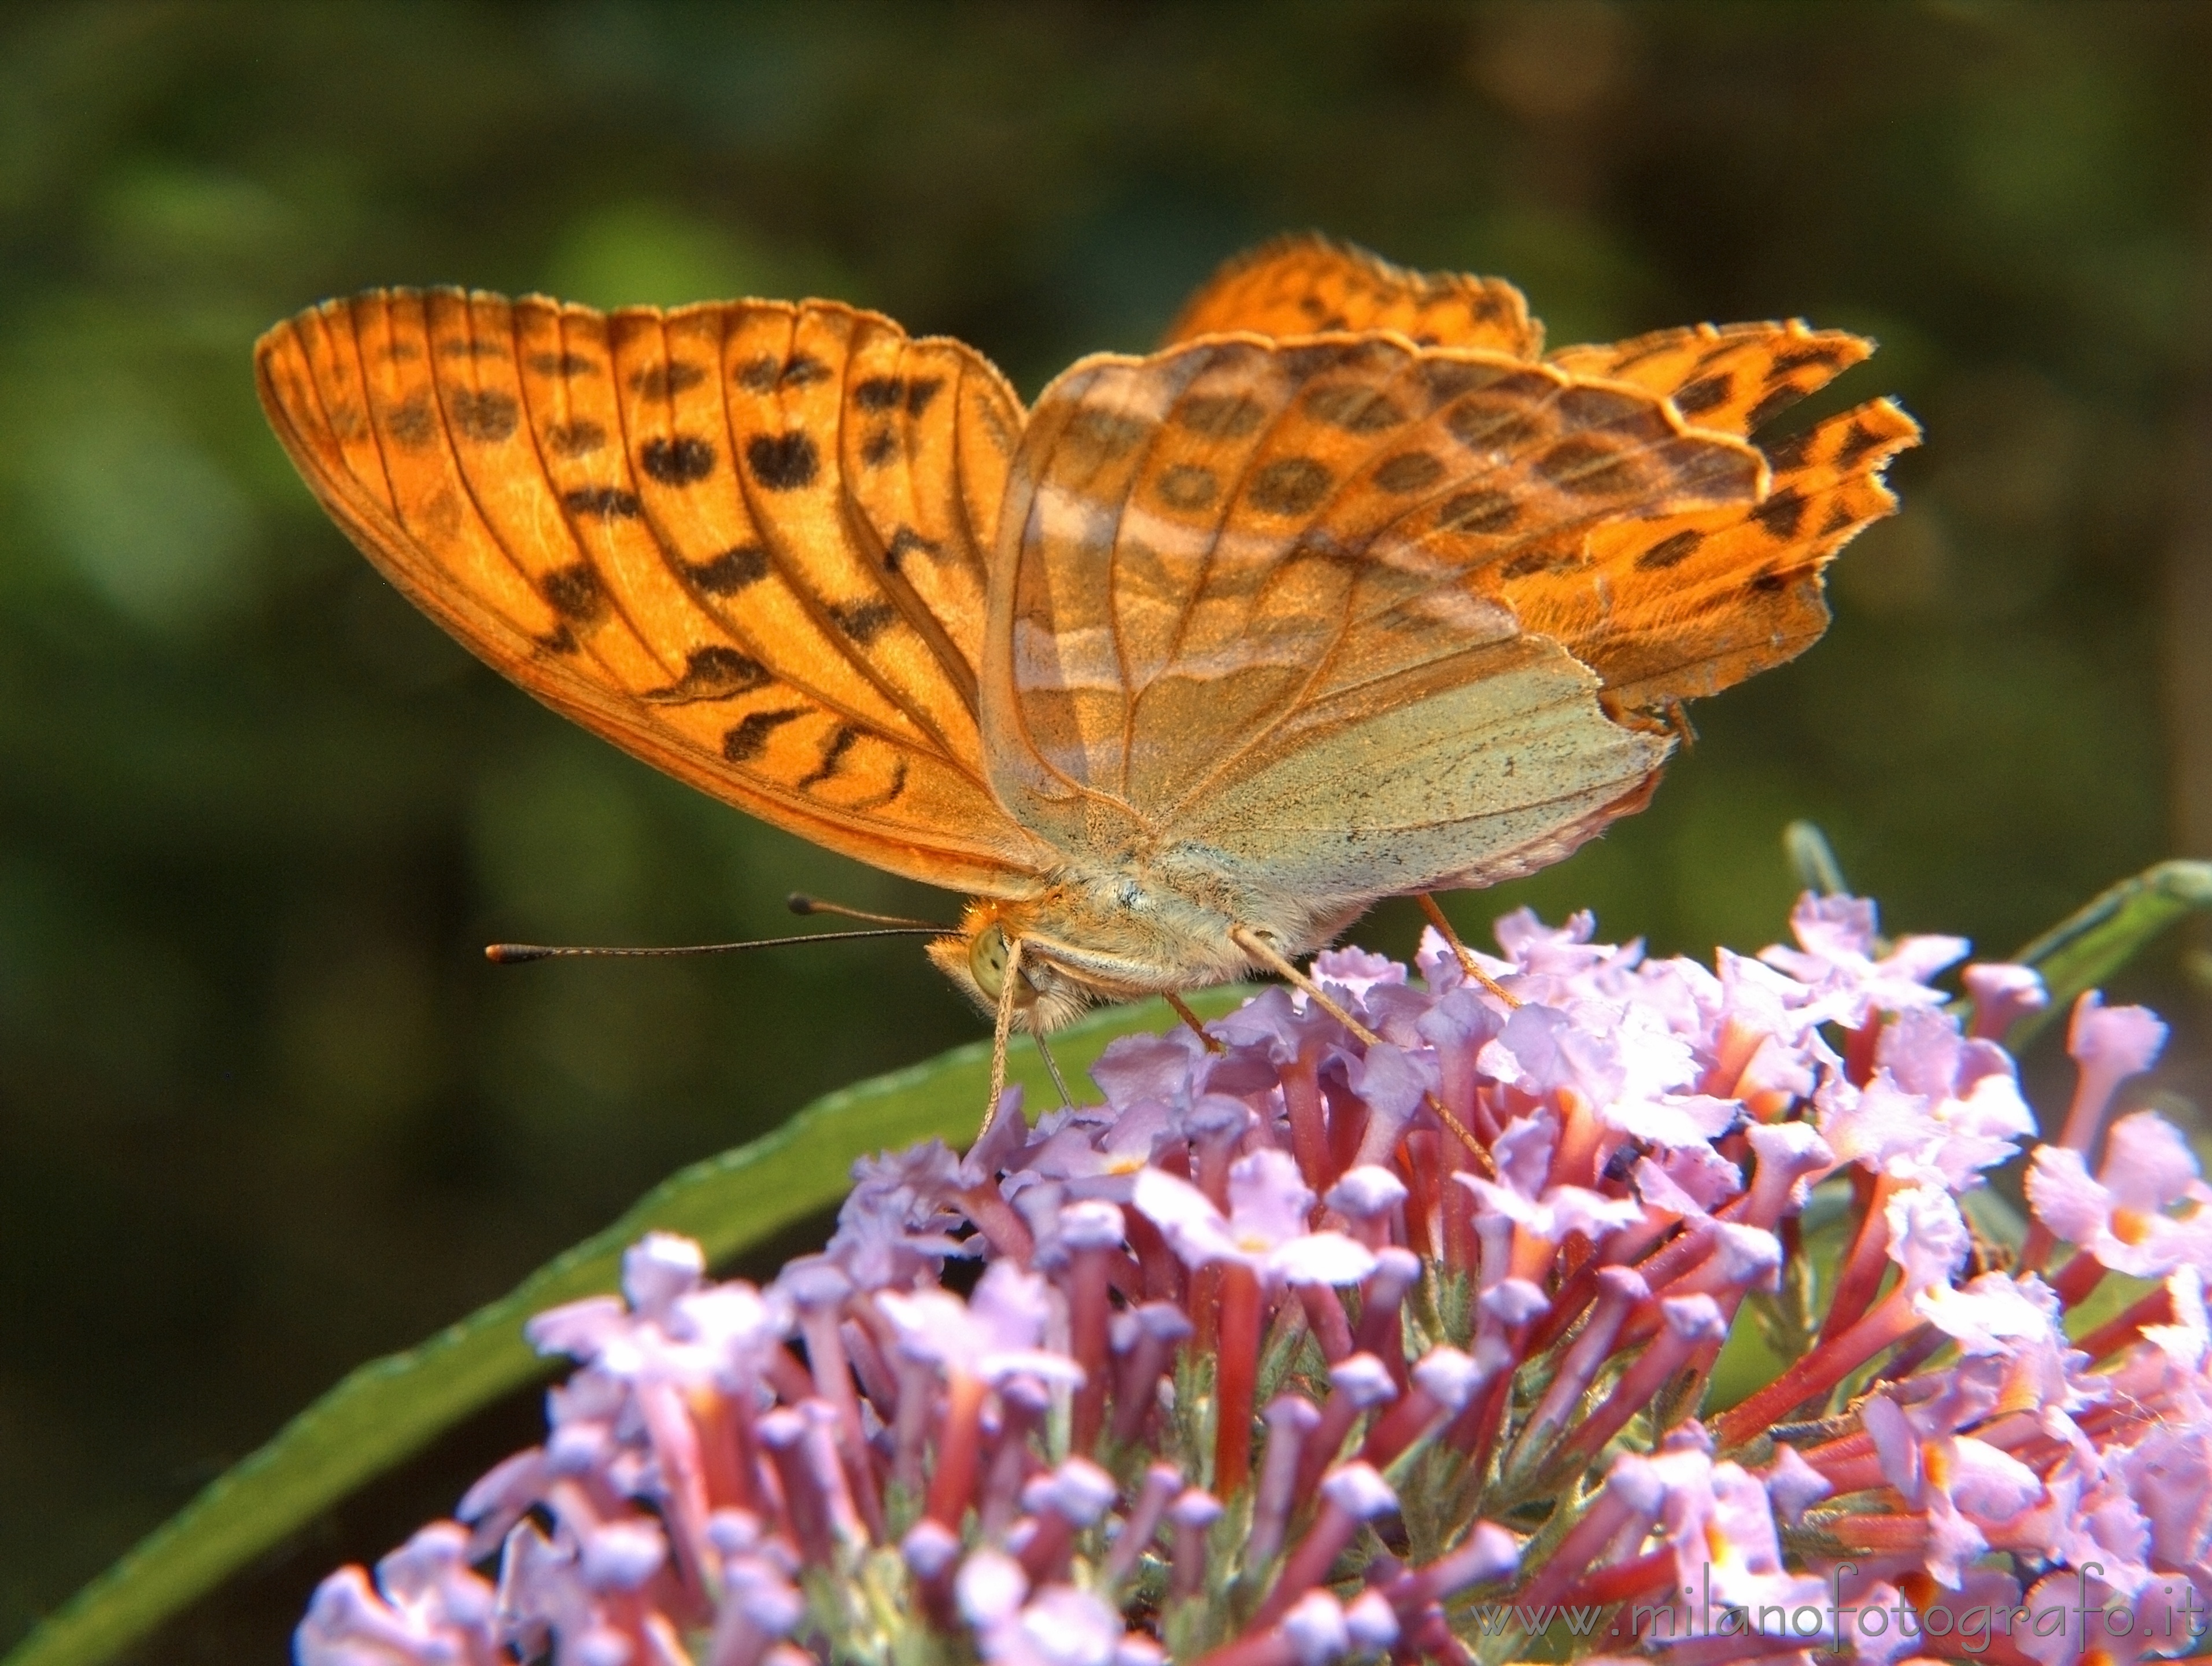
255, 289, 1052, 894
981, 333, 1768, 907
1162, 234, 1544, 357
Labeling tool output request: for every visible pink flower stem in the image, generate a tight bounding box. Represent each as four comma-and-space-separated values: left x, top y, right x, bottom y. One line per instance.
924, 1368, 988, 1530
1511, 1267, 1646, 1475
955, 1184, 1035, 1265
1069, 1243, 1113, 1454
1247, 1496, 1362, 1631
1516, 1472, 1665, 1610
1560, 1546, 1672, 1613
2049, 1250, 2106, 1308
1214, 1263, 1264, 1495
797, 1308, 884, 1541
1820, 1171, 1897, 1341
1552, 1322, 1703, 1472
1713, 1286, 1925, 1448
1280, 1045, 1331, 1191
1102, 1464, 1181, 1591
2077, 1284, 2175, 1359
1298, 1282, 1354, 1361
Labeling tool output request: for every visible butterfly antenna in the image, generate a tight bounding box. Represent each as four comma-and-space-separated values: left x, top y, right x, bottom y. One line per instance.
486, 927, 943, 964
787, 893, 950, 930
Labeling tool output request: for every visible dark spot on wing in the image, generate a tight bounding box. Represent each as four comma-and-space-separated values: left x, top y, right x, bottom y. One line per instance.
1747, 567, 1792, 594
747, 432, 819, 491
722, 708, 804, 762
1745, 384, 1804, 430
1176, 393, 1266, 440
1373, 451, 1443, 493
1279, 343, 1350, 381
449, 388, 519, 443
1762, 429, 1815, 472
1557, 385, 1668, 440
736, 353, 829, 393
386, 393, 435, 447
885, 528, 941, 573
1248, 456, 1332, 515
1636, 529, 1704, 571
798, 724, 861, 789
1672, 373, 1733, 416
861, 427, 898, 467
1437, 488, 1520, 534
1535, 436, 1644, 497
686, 545, 770, 594
640, 435, 718, 484
439, 338, 504, 359
536, 624, 578, 654
1155, 463, 1218, 511
632, 362, 707, 398
541, 563, 607, 622
1446, 395, 1542, 451
1059, 407, 1153, 467
528, 351, 600, 378
1304, 383, 1404, 433
383, 341, 421, 363
1420, 360, 1513, 404
1661, 440, 1763, 503
1772, 342, 1851, 374
646, 646, 770, 702
561, 486, 642, 519
1501, 543, 1579, 579
1822, 501, 1858, 534
545, 419, 607, 458
779, 353, 830, 388
1751, 486, 1809, 539
855, 374, 941, 417
1834, 421, 1887, 469
828, 599, 898, 645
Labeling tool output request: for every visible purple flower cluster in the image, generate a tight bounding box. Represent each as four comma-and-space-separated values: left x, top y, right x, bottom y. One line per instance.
298, 895, 2212, 1666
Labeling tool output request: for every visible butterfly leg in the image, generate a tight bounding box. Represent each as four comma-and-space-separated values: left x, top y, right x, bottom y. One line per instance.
1229, 924, 1493, 1174
1032, 1031, 1076, 1109
1414, 893, 1520, 1008
1164, 991, 1226, 1053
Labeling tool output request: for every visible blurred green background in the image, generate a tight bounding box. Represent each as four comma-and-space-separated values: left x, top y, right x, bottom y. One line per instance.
3, 1, 2209, 1657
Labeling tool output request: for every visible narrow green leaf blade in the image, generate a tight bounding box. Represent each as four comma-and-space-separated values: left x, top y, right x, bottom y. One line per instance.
2006, 860, 2212, 1045
7, 988, 1253, 1666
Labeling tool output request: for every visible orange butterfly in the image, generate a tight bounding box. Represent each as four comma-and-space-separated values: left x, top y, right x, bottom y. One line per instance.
256, 235, 1916, 1057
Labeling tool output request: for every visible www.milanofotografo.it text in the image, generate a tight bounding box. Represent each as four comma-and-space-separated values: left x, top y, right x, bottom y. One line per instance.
1475, 1565, 2212, 1653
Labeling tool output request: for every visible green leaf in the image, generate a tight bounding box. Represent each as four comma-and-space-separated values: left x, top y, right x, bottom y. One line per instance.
2004, 860, 2212, 1046
7, 987, 1254, 1666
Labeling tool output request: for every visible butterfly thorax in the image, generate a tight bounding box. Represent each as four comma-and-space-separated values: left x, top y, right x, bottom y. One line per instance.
926, 857, 1357, 1032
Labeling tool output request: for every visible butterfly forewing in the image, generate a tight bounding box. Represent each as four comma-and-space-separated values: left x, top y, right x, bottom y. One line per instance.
1548, 319, 1873, 438
256, 289, 1051, 894
1556, 396, 1922, 718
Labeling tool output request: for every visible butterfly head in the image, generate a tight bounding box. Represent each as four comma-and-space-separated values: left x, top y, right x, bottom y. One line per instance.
927, 898, 1098, 1034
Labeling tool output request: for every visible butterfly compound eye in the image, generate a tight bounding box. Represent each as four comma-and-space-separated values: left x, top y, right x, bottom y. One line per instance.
967, 923, 1043, 1005
969, 923, 1011, 999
